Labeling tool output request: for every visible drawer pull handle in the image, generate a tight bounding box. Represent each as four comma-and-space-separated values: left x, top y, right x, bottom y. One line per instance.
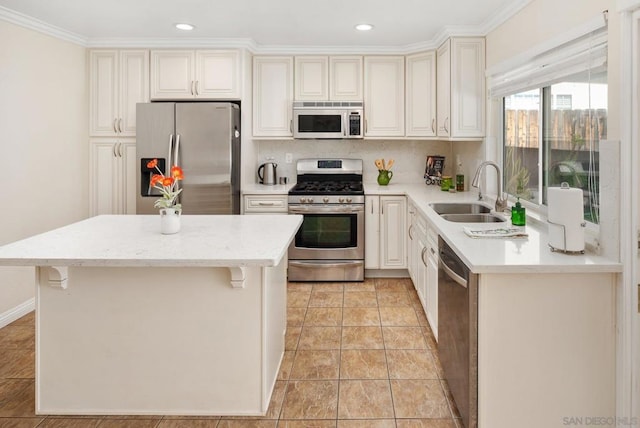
258, 202, 276, 206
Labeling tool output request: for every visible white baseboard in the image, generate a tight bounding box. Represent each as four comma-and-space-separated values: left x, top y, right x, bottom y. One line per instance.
0, 298, 35, 328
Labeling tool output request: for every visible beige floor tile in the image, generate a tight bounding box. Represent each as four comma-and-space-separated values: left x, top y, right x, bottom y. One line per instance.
375, 278, 412, 291
379, 307, 419, 326
290, 350, 340, 380
342, 292, 378, 308
287, 291, 311, 308
414, 306, 430, 327
337, 380, 394, 419
156, 419, 219, 427
382, 327, 427, 350
278, 420, 337, 428
337, 420, 395, 428
37, 419, 102, 427
0, 326, 35, 349
287, 308, 306, 327
0, 349, 34, 379
7, 312, 35, 327
288, 283, 314, 293
217, 421, 277, 428
340, 350, 388, 379
341, 308, 380, 326
386, 350, 438, 379
376, 291, 412, 307
280, 381, 338, 420
304, 308, 342, 327
312, 283, 344, 292
0, 380, 35, 417
440, 379, 461, 418
0, 418, 45, 427
278, 351, 295, 380
395, 420, 457, 428
308, 291, 343, 308
421, 326, 438, 351
223, 380, 285, 420
341, 327, 384, 350
298, 327, 342, 350
390, 380, 450, 419
285, 327, 302, 351
343, 280, 375, 292
90, 419, 160, 427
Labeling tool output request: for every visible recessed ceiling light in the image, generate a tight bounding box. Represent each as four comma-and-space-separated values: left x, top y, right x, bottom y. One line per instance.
355, 24, 374, 31
175, 23, 195, 31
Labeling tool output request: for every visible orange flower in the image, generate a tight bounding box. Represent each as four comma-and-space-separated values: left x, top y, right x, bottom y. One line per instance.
150, 174, 163, 186
162, 177, 174, 187
171, 166, 184, 180
147, 159, 158, 169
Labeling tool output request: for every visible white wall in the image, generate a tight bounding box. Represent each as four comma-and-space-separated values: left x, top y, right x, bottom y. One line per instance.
0, 21, 88, 321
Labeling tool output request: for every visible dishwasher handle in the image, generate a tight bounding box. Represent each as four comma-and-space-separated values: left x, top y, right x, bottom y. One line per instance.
440, 252, 468, 288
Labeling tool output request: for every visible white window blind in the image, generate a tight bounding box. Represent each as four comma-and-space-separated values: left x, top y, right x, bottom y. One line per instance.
487, 15, 608, 98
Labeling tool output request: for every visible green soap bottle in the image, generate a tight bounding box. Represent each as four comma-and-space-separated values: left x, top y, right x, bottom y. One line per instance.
511, 198, 526, 226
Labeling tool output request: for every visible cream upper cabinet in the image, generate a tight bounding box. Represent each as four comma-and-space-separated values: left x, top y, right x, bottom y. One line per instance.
150, 50, 240, 100
330, 56, 363, 100
295, 56, 328, 100
294, 56, 363, 101
253, 56, 294, 138
436, 37, 486, 139
364, 56, 405, 137
89, 50, 149, 137
406, 51, 437, 137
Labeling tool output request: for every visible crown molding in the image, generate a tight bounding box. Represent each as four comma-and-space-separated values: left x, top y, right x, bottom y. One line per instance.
1, 0, 534, 52
0, 5, 87, 45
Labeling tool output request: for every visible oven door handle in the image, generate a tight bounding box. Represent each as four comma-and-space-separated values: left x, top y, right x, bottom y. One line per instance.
288, 260, 364, 269
288, 206, 364, 214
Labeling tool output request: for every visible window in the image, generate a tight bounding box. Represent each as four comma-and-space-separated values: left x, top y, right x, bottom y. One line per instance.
503, 77, 607, 224
493, 19, 608, 226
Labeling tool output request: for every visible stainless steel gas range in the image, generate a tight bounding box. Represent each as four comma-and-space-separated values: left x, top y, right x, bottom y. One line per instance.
287, 159, 364, 282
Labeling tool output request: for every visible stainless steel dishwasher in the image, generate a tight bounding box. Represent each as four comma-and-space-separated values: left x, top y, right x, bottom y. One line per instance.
438, 236, 478, 428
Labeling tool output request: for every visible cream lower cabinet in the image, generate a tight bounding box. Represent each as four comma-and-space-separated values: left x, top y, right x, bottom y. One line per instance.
242, 195, 288, 214
424, 222, 438, 339
365, 195, 407, 269
90, 140, 137, 215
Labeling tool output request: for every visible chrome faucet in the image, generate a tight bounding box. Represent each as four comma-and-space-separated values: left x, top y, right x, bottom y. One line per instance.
471, 161, 507, 212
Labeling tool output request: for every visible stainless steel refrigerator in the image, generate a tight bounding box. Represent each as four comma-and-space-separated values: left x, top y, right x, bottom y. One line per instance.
136, 102, 241, 214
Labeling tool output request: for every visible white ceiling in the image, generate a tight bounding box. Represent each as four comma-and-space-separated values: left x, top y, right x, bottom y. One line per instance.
0, 0, 531, 50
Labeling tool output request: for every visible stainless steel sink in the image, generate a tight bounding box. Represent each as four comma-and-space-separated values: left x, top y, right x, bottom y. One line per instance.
429, 202, 492, 215
439, 213, 506, 223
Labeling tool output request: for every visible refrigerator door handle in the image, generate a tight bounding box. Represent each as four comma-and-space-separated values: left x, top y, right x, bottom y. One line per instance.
167, 134, 174, 175
173, 134, 181, 168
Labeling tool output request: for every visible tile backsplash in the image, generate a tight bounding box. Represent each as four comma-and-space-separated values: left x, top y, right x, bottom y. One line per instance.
256, 139, 457, 184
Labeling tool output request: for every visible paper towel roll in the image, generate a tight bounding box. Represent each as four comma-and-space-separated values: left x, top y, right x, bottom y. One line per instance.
547, 184, 585, 252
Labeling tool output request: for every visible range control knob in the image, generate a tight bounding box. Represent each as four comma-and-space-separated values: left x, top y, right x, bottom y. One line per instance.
323, 197, 329, 203
346, 197, 353, 203
338, 197, 345, 203
299, 197, 306, 203
308, 198, 314, 203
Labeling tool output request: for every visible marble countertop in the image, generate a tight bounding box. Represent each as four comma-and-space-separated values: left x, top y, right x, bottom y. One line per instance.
365, 182, 621, 274
0, 215, 303, 268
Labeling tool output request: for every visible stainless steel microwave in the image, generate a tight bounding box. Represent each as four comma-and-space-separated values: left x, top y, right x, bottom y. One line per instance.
292, 101, 364, 139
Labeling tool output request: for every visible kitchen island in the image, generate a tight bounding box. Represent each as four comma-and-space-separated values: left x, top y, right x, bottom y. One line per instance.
0, 214, 302, 416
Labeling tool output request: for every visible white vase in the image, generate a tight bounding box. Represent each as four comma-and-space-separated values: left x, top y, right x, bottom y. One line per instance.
159, 207, 181, 234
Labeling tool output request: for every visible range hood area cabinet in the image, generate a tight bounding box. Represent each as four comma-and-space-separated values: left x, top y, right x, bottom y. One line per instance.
89, 50, 149, 137
436, 37, 486, 139
294, 56, 363, 101
150, 50, 241, 100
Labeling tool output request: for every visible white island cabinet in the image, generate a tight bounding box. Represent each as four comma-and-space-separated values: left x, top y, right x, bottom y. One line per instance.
0, 215, 302, 416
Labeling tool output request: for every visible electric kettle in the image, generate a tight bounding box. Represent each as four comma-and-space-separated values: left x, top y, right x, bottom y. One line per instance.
257, 162, 278, 185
